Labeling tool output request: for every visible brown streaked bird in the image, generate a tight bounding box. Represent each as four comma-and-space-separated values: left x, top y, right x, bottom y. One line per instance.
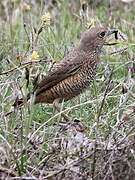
33, 27, 118, 120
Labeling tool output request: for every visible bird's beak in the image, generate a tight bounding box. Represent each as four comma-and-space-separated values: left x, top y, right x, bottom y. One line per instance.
107, 29, 118, 38
107, 29, 118, 36
104, 29, 119, 46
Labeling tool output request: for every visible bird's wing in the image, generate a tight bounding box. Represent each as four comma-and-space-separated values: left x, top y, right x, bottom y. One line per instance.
36, 52, 85, 96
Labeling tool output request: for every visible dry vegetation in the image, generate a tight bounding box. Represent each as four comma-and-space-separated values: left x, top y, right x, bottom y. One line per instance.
0, 0, 135, 179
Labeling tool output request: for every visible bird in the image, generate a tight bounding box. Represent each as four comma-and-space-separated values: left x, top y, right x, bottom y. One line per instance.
32, 27, 118, 120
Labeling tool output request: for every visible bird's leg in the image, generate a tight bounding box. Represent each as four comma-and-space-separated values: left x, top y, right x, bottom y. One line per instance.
53, 98, 71, 121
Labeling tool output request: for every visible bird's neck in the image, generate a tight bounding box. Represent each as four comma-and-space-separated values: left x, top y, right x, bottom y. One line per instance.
78, 43, 102, 55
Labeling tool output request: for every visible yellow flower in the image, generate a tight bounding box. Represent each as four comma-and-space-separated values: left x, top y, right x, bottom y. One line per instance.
41, 12, 51, 25
87, 19, 95, 29
11, 0, 17, 2
30, 51, 39, 60
23, 2, 30, 11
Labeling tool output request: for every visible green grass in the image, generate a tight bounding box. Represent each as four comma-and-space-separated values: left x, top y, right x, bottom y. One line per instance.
0, 0, 135, 179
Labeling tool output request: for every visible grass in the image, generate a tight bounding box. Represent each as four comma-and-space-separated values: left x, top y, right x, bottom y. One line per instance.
0, 0, 135, 179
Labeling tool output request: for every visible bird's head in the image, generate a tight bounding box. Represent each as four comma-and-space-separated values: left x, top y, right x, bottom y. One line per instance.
79, 27, 118, 52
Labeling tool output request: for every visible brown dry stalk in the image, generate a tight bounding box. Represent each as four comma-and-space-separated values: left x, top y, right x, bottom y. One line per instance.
92, 66, 114, 179
0, 59, 51, 76
109, 47, 128, 55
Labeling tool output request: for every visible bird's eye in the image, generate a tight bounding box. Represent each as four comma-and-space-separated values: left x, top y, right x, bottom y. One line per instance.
99, 31, 106, 38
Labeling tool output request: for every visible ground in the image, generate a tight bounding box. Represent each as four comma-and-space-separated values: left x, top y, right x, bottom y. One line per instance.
0, 0, 135, 179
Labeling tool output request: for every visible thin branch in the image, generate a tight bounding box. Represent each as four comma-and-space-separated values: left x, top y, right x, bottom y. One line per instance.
97, 66, 114, 122
43, 152, 93, 179
109, 47, 128, 56
23, 23, 31, 56
0, 167, 18, 177
0, 59, 51, 76
92, 66, 114, 179
115, 124, 135, 147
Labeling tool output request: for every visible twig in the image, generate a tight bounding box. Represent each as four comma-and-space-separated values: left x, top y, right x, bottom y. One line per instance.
97, 66, 114, 122
23, 23, 31, 56
0, 59, 51, 76
10, 177, 38, 180
109, 47, 128, 56
0, 167, 18, 177
92, 66, 114, 179
34, 25, 44, 45
23, 23, 30, 43
4, 94, 121, 117
115, 124, 135, 148
31, 28, 34, 51
43, 152, 93, 179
